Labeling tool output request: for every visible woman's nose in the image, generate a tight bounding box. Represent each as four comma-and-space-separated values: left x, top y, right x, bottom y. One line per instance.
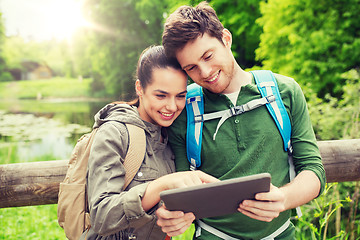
166, 98, 177, 111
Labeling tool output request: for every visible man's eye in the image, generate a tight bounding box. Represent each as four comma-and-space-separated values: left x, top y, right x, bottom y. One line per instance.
204, 54, 213, 60
156, 95, 166, 98
177, 94, 186, 99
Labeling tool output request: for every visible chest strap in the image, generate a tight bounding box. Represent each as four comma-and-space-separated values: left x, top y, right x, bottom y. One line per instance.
195, 219, 291, 240
196, 95, 276, 140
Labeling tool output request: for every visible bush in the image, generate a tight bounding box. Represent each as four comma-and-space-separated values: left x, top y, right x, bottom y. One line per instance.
0, 72, 14, 82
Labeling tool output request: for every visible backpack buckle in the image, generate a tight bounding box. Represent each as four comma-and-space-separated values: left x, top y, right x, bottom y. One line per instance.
231, 106, 245, 116
266, 94, 276, 103
194, 114, 204, 123
187, 96, 202, 104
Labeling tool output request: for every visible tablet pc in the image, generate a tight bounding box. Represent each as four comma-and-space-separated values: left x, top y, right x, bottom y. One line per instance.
160, 172, 271, 219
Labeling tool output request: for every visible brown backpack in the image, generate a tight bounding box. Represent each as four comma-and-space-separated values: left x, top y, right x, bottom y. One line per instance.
57, 123, 146, 240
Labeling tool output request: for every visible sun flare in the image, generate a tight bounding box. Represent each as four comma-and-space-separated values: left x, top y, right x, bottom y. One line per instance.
40, 0, 89, 40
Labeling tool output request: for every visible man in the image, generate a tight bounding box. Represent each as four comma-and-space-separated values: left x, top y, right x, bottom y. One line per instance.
156, 2, 326, 239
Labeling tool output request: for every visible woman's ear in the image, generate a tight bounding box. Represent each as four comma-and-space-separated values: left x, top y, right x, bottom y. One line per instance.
222, 29, 232, 48
135, 79, 143, 97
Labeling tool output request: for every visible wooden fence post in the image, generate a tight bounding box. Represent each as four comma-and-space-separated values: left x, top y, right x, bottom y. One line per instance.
0, 139, 360, 208
0, 160, 67, 208
318, 139, 360, 183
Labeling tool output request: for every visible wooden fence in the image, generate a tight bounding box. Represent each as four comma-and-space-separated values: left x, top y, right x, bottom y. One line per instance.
0, 139, 359, 208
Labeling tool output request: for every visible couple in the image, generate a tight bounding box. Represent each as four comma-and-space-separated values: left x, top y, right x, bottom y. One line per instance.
80, 2, 326, 240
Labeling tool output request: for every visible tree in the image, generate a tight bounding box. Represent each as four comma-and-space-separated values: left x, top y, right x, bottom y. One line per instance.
211, 0, 263, 69
3, 36, 75, 77
82, 0, 171, 99
0, 13, 13, 82
256, 0, 360, 98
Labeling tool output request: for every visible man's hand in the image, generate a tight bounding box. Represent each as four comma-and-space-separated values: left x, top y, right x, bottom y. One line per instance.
238, 170, 321, 222
156, 205, 195, 237
237, 184, 286, 222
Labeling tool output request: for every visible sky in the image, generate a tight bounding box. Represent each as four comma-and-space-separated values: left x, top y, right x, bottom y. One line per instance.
0, 0, 87, 41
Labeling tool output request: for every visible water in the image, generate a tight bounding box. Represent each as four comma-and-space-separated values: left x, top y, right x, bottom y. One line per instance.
0, 99, 108, 163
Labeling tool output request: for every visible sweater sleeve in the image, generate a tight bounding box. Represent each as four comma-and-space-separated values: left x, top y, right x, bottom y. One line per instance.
288, 80, 326, 196
86, 122, 155, 236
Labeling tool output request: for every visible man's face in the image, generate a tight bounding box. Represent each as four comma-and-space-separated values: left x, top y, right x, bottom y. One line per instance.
175, 30, 236, 94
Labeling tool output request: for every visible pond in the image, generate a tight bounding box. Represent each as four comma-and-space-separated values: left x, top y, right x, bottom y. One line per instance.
0, 99, 108, 164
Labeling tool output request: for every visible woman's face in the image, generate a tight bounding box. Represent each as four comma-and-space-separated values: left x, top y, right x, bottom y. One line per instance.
137, 67, 187, 127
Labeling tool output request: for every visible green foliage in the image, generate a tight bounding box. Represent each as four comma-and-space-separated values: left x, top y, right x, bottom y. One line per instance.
295, 183, 348, 239
83, 0, 170, 99
295, 182, 360, 239
306, 69, 360, 140
70, 28, 93, 78
0, 71, 13, 82
257, 0, 360, 97
0, 13, 13, 82
2, 36, 75, 77
211, 0, 263, 68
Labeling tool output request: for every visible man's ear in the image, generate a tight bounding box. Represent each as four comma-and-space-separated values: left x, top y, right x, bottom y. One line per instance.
222, 29, 232, 48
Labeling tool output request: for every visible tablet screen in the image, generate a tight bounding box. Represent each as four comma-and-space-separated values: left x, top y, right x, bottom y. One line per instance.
160, 172, 271, 219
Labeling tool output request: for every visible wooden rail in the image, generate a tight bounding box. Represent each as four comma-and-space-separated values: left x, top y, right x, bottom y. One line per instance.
0, 139, 359, 208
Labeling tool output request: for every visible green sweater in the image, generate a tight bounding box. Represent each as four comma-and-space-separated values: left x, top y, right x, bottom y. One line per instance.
168, 73, 326, 239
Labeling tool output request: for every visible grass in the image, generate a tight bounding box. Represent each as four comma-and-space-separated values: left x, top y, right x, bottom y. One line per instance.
0, 99, 91, 114
0, 205, 66, 240
0, 77, 92, 100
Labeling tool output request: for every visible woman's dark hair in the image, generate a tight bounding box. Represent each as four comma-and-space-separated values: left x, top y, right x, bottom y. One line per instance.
136, 45, 183, 89
127, 45, 184, 106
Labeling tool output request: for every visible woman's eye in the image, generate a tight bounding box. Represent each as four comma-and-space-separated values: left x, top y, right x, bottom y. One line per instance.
187, 66, 196, 72
177, 94, 186, 99
156, 94, 166, 98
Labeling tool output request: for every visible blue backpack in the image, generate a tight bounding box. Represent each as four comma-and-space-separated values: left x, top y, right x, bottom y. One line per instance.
186, 70, 291, 168
185, 70, 301, 217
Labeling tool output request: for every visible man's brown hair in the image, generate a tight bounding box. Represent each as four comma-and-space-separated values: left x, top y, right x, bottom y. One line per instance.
162, 1, 224, 59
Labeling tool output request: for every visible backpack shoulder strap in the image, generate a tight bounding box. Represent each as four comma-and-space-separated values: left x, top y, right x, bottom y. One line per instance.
251, 70, 301, 217
250, 70, 292, 152
123, 123, 146, 190
186, 83, 204, 170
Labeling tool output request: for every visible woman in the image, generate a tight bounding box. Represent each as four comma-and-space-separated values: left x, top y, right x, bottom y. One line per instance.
80, 46, 217, 240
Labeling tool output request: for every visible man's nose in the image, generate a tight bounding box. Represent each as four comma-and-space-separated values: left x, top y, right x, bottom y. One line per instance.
199, 63, 211, 79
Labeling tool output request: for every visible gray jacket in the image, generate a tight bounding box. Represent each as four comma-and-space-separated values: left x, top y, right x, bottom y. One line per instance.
80, 103, 175, 240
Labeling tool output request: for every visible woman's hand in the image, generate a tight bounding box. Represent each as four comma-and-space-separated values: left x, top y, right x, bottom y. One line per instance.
156, 205, 195, 237
142, 171, 219, 211
156, 170, 220, 190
